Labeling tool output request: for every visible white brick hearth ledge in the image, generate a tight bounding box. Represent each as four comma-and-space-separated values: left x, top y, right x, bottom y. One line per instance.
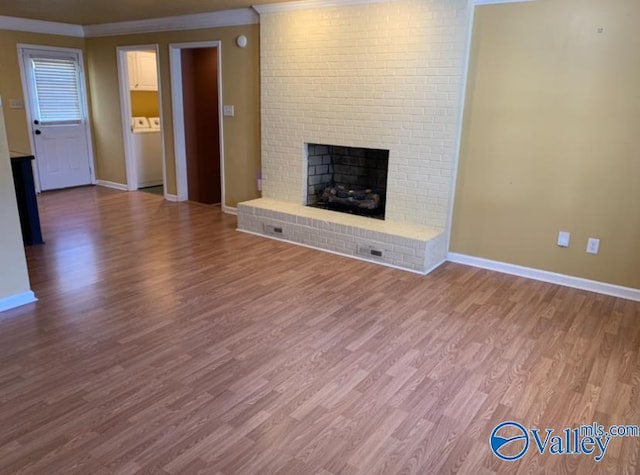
237, 198, 447, 274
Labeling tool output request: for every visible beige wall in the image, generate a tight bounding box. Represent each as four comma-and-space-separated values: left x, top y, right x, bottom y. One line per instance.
0, 109, 33, 301
85, 24, 261, 206
0, 30, 86, 154
131, 91, 159, 118
451, 0, 640, 289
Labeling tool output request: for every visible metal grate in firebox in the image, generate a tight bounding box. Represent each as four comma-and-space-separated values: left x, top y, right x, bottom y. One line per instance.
306, 143, 389, 220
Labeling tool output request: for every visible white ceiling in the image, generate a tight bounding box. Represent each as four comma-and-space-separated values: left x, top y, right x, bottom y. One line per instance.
0, 0, 298, 25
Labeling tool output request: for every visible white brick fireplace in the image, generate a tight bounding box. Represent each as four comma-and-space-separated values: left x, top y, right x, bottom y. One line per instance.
238, 0, 470, 273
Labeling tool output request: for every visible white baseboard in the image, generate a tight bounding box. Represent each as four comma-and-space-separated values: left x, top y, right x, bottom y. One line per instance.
447, 253, 640, 302
223, 205, 238, 215
0, 291, 37, 313
96, 180, 128, 191
164, 194, 178, 202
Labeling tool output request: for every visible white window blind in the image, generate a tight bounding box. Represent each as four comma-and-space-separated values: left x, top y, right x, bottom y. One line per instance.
30, 56, 83, 124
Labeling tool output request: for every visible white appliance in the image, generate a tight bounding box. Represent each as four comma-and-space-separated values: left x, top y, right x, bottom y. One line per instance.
148, 117, 161, 130
132, 116, 150, 130
131, 117, 162, 188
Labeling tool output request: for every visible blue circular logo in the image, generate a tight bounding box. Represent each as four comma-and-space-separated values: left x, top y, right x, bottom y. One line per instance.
490, 421, 530, 461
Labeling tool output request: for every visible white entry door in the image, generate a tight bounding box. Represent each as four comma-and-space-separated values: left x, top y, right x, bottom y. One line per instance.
20, 47, 93, 191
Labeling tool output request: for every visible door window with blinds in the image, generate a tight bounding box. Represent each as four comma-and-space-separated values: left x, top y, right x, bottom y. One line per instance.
27, 53, 85, 125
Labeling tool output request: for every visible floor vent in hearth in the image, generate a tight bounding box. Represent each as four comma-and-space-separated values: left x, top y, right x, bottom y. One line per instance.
357, 244, 385, 259
264, 224, 284, 235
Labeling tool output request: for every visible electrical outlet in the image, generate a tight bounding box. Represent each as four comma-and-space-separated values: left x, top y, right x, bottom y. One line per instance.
223, 105, 235, 117
586, 238, 600, 255
557, 231, 570, 247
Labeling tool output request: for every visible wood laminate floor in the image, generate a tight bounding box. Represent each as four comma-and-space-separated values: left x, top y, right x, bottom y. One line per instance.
1, 186, 639, 474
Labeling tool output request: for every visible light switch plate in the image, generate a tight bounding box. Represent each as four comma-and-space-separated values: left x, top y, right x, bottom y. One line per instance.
9, 99, 24, 109
223, 105, 234, 117
557, 231, 570, 247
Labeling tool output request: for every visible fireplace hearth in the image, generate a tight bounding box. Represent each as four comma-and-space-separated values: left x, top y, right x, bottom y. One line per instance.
306, 143, 389, 220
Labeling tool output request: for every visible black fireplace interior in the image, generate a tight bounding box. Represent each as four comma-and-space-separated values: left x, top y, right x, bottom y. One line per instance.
307, 143, 389, 220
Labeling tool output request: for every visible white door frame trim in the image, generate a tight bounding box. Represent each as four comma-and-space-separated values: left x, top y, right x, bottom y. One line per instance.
168, 41, 226, 208
116, 44, 167, 196
17, 43, 96, 192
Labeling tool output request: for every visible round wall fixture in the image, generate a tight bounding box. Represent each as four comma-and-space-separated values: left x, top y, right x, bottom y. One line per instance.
236, 35, 248, 48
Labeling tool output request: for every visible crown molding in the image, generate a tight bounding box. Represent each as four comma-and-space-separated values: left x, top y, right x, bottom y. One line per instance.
0, 0, 534, 39
0, 15, 84, 37
252, 0, 535, 14
473, 0, 536, 4
83, 8, 258, 37
252, 0, 403, 14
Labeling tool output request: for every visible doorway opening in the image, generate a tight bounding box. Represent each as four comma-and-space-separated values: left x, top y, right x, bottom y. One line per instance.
169, 41, 225, 207
117, 45, 166, 197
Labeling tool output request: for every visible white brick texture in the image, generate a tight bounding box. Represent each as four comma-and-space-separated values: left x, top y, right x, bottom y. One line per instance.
259, 0, 470, 229
238, 200, 447, 273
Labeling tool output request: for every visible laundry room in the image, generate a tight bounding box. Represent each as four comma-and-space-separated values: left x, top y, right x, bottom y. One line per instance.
119, 47, 164, 195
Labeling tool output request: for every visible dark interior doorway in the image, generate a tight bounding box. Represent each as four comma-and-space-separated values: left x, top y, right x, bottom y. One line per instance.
180, 47, 221, 205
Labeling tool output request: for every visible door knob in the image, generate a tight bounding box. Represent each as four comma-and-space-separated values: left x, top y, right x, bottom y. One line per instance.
35, 130, 42, 135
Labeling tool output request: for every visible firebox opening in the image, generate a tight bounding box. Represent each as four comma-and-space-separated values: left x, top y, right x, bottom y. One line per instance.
306, 143, 389, 220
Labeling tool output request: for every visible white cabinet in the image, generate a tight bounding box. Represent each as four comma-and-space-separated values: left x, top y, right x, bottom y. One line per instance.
127, 51, 158, 91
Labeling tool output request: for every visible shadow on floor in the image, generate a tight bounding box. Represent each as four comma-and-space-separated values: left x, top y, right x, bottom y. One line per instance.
138, 185, 163, 196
